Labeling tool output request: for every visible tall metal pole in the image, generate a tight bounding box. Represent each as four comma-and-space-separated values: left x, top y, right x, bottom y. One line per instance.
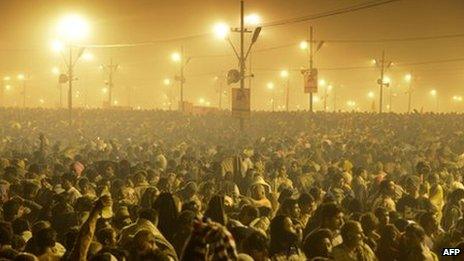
333, 90, 337, 112
22, 80, 26, 108
285, 77, 290, 111
379, 50, 385, 113
272, 89, 275, 111
109, 58, 113, 106
408, 81, 412, 113
180, 45, 185, 112
309, 26, 314, 112
389, 86, 392, 112
239, 0, 245, 130
59, 83, 63, 108
323, 87, 327, 112
0, 81, 4, 107
68, 47, 73, 126
218, 80, 222, 109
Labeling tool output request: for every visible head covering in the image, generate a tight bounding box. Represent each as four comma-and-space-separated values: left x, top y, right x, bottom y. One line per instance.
181, 219, 238, 261
251, 176, 271, 193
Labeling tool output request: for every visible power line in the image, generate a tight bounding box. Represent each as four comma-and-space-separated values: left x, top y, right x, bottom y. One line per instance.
262, 0, 400, 27
322, 33, 464, 43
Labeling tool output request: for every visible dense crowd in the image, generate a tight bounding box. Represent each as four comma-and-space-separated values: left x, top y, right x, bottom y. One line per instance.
1, 108, 464, 260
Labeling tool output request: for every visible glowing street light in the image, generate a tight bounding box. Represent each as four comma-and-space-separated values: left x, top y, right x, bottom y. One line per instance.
367, 91, 375, 99
17, 74, 25, 80
51, 40, 64, 53
199, 98, 206, 105
5, 85, 11, 91
3, 76, 11, 81
347, 100, 356, 108
82, 52, 94, 61
213, 23, 230, 39
453, 95, 463, 102
280, 70, 289, 78
266, 82, 275, 90
102, 87, 108, 94
404, 73, 412, 82
171, 52, 181, 62
163, 78, 172, 86
383, 76, 391, 84
56, 14, 90, 42
299, 41, 309, 50
52, 67, 60, 75
318, 79, 326, 87
245, 13, 261, 26
430, 89, 437, 96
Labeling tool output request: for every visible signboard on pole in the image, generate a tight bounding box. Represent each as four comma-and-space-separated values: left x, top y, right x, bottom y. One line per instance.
232, 88, 250, 118
304, 68, 318, 93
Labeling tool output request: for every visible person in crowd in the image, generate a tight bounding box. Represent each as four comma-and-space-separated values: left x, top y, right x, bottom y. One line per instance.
302, 228, 333, 260
332, 220, 377, 261
269, 215, 303, 259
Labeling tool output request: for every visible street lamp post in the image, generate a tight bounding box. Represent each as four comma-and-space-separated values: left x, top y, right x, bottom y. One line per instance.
280, 70, 289, 111
267, 82, 275, 111
171, 47, 189, 112
1, 76, 10, 107
405, 73, 412, 113
17, 74, 26, 108
430, 89, 438, 112
163, 78, 173, 110
374, 50, 392, 113
53, 14, 90, 125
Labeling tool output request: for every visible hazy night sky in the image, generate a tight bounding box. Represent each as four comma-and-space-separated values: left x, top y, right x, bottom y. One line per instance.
0, 0, 463, 112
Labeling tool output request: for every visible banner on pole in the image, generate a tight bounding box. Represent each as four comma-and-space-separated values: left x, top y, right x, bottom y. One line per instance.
304, 68, 318, 93
232, 88, 250, 118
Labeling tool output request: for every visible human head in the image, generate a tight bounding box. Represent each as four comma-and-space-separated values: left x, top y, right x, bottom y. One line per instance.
2, 198, 23, 222
96, 227, 117, 247
403, 223, 426, 247
131, 230, 157, 257
138, 208, 158, 225
242, 231, 269, 261
250, 184, 266, 200
298, 193, 315, 215
379, 180, 395, 197
36, 227, 57, 254
360, 213, 379, 234
239, 205, 259, 226
418, 212, 438, 236
320, 203, 344, 232
302, 229, 333, 259
0, 221, 13, 247
378, 224, 399, 243
279, 198, 301, 219
340, 221, 364, 248
374, 207, 390, 226
204, 195, 227, 225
